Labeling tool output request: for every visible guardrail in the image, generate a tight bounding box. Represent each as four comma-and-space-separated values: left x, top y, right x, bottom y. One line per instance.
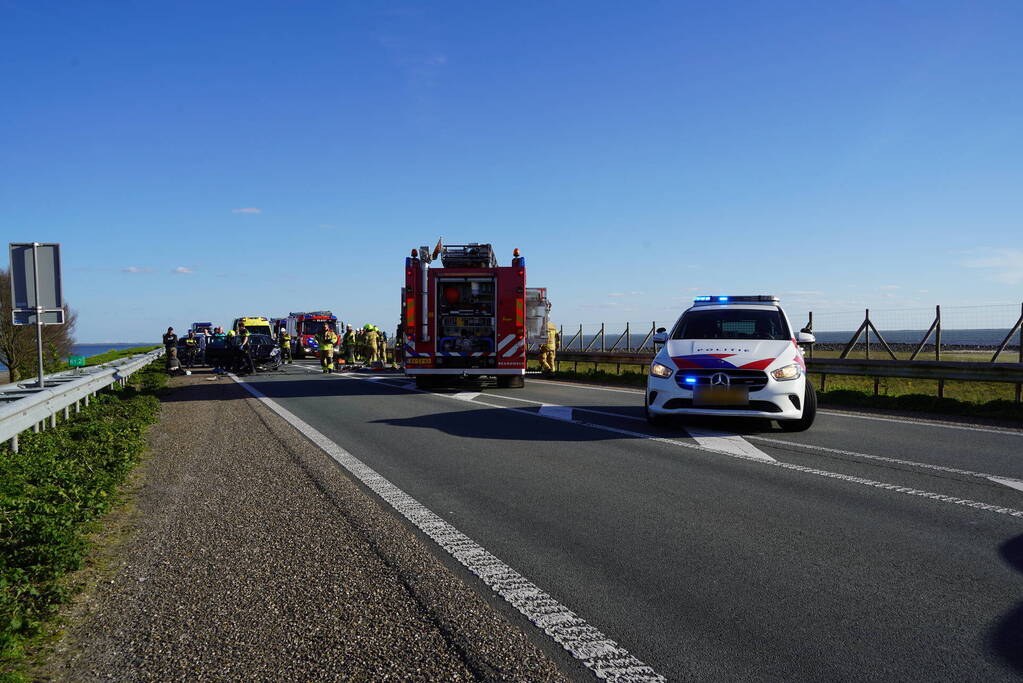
528, 349, 1023, 402
0, 348, 165, 453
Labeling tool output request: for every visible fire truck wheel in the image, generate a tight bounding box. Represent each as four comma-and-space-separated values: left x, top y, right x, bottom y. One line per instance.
497, 375, 525, 389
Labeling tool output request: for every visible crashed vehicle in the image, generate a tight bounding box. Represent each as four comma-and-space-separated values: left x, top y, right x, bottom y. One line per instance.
204, 333, 282, 373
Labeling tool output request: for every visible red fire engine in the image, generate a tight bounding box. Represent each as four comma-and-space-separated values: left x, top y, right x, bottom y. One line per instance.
285, 311, 339, 358
401, 242, 547, 388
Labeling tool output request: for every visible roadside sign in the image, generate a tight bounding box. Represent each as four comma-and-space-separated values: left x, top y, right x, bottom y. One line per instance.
68, 356, 86, 367
9, 243, 64, 325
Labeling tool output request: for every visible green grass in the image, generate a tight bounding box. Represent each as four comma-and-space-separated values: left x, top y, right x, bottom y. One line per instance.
0, 361, 167, 681
76, 345, 160, 368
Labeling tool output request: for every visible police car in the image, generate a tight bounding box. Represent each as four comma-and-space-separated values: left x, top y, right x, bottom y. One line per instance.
645, 296, 817, 431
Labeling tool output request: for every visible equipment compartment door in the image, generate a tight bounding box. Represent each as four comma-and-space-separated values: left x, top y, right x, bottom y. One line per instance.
436, 278, 497, 355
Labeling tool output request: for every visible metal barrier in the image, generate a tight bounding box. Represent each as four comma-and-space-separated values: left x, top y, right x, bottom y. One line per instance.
527, 349, 1023, 401
0, 348, 164, 453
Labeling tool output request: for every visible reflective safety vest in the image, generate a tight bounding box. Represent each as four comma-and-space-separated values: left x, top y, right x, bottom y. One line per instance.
543, 324, 558, 349
279, 333, 291, 349
318, 331, 338, 350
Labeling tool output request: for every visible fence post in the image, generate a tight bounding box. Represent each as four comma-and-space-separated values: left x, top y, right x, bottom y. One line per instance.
625, 322, 631, 352
600, 323, 605, 352
9, 434, 18, 454
864, 309, 870, 361
808, 311, 813, 359
935, 305, 941, 361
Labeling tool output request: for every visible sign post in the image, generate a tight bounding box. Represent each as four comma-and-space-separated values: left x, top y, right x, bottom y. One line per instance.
9, 243, 64, 388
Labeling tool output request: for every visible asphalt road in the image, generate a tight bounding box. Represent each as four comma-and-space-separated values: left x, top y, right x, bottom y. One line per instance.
238, 361, 1023, 681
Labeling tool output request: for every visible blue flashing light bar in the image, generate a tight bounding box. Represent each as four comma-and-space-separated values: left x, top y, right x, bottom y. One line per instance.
694, 295, 779, 304
684, 377, 697, 384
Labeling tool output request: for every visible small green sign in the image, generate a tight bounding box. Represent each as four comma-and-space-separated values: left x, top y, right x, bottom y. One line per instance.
68, 355, 86, 367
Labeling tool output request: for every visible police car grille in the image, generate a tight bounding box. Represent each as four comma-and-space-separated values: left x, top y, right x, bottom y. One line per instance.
674, 369, 768, 391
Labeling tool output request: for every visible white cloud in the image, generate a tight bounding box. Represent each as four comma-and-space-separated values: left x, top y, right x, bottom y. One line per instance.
607, 292, 626, 298
121, 266, 153, 273
172, 266, 194, 275
962, 247, 1023, 284
232, 208, 262, 214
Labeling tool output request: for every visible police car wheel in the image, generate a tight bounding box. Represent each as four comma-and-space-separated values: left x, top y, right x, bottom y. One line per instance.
778, 381, 816, 432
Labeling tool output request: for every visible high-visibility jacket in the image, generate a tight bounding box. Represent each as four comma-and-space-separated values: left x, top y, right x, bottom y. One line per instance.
542, 323, 558, 349
317, 330, 338, 350
278, 332, 291, 349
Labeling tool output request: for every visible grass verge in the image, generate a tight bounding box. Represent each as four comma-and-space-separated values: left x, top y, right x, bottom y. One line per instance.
78, 345, 161, 367
0, 360, 168, 681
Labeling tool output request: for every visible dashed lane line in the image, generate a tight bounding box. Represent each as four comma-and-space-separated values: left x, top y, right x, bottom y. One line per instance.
326, 373, 1023, 520
510, 378, 1023, 437
265, 368, 1023, 517
229, 373, 666, 683
747, 436, 1023, 493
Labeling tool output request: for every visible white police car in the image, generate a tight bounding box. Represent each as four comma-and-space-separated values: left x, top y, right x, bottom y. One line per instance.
645, 296, 817, 431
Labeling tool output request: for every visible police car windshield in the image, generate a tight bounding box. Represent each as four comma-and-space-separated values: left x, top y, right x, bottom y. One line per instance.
671, 308, 790, 341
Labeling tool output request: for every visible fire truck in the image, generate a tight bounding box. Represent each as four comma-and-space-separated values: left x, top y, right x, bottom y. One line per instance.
285, 311, 339, 358
401, 242, 550, 388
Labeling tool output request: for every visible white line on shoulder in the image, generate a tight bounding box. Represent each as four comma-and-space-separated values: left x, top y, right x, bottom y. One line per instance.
229, 374, 666, 682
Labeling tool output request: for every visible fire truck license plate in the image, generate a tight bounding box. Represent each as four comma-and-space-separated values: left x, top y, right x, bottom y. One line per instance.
406, 358, 432, 365
693, 386, 749, 407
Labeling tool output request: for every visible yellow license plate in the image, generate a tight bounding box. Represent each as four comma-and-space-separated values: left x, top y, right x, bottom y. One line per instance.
405, 358, 432, 366
693, 386, 749, 407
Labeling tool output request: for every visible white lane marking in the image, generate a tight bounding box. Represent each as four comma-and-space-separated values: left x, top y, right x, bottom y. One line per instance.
524, 379, 1023, 437
539, 405, 574, 421
481, 391, 776, 462
682, 426, 776, 462
817, 409, 1023, 437
453, 392, 481, 402
229, 374, 665, 682
989, 476, 1023, 493
334, 374, 1023, 520
749, 436, 1023, 489
527, 379, 643, 395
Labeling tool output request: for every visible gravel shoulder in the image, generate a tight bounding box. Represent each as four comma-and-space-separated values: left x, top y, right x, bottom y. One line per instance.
37, 369, 568, 681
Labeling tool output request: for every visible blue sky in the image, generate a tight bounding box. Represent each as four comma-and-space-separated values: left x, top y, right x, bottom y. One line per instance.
2, 1, 1021, 341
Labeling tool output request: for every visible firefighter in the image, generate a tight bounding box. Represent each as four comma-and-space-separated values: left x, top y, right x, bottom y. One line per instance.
316, 323, 338, 373
162, 327, 178, 372
278, 327, 292, 364
342, 325, 356, 365
540, 321, 559, 375
365, 324, 380, 365
377, 328, 387, 366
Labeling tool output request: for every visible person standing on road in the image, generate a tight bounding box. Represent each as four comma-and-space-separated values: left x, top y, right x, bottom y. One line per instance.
233, 324, 252, 373
278, 327, 293, 364
342, 325, 356, 365
539, 321, 559, 375
316, 323, 338, 373
365, 324, 380, 366
182, 330, 199, 369
378, 331, 388, 368
163, 327, 178, 371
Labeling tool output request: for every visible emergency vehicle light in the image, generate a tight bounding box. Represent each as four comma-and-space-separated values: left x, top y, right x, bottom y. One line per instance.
684, 377, 697, 384
694, 295, 779, 304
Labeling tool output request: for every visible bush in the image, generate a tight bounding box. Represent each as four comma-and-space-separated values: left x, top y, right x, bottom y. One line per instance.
0, 362, 164, 676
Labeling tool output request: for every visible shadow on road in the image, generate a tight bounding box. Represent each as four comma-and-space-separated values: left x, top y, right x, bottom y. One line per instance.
989, 533, 1023, 674
371, 408, 633, 442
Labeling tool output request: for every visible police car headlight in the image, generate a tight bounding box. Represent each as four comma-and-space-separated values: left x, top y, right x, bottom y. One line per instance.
771, 364, 800, 381
650, 361, 674, 378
